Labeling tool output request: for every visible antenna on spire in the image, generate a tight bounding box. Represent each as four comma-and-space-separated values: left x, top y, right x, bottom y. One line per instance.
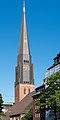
23, 0, 25, 13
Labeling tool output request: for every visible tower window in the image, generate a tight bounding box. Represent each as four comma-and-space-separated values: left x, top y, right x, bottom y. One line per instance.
28, 88, 30, 93
24, 88, 26, 94
24, 60, 29, 63
24, 60, 25, 62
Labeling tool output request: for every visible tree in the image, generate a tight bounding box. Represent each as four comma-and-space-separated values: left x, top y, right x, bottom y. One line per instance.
38, 72, 60, 120
0, 94, 3, 117
22, 107, 33, 120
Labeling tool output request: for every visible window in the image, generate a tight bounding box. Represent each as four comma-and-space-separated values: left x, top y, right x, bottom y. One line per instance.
24, 81, 29, 84
35, 105, 39, 110
24, 88, 26, 94
35, 113, 40, 118
54, 59, 57, 65
28, 88, 30, 93
24, 60, 29, 63
12, 118, 14, 120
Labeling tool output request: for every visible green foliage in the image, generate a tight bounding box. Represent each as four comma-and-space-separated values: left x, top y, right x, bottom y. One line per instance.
0, 94, 3, 117
38, 72, 60, 119
22, 107, 33, 120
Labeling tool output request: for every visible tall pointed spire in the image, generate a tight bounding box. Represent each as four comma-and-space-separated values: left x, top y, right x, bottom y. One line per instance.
19, 0, 30, 55
23, 0, 25, 13
15, 1, 34, 103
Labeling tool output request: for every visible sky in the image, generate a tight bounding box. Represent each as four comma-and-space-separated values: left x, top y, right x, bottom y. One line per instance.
0, 0, 60, 103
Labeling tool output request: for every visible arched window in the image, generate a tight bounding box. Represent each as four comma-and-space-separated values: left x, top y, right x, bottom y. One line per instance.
24, 88, 26, 94
28, 88, 30, 93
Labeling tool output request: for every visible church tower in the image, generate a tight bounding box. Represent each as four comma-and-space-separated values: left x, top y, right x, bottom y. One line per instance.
15, 1, 34, 103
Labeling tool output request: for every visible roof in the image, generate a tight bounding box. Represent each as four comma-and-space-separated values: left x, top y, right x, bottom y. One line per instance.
47, 53, 60, 70
53, 53, 60, 60
32, 84, 45, 99
35, 84, 45, 91
3, 91, 35, 119
47, 62, 60, 70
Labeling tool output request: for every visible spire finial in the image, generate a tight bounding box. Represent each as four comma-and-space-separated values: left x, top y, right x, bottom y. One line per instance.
23, 0, 25, 13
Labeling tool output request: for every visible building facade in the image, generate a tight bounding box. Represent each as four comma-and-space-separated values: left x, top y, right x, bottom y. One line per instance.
32, 84, 45, 120
45, 53, 60, 120
15, 1, 34, 103
45, 53, 60, 78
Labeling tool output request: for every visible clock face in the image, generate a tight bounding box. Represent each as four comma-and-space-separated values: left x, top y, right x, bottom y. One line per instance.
23, 66, 29, 71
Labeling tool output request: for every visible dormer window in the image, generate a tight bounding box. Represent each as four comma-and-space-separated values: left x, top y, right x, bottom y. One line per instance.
54, 58, 59, 65
54, 53, 60, 65
54, 59, 57, 65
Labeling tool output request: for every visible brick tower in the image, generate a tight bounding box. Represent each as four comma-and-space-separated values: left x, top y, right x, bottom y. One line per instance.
15, 1, 34, 103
